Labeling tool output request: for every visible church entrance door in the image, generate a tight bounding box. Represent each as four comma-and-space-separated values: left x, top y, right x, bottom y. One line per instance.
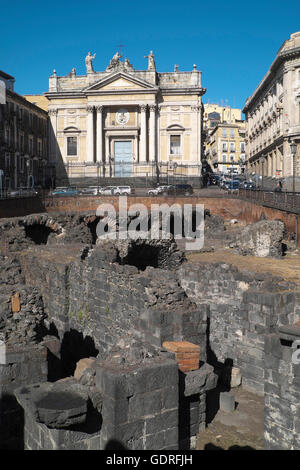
114, 140, 132, 177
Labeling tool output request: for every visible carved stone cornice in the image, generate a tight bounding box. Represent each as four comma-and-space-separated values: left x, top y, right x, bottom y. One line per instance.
86, 105, 94, 113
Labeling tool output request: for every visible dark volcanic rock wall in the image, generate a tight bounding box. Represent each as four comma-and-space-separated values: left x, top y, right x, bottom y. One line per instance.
19, 243, 207, 363
179, 262, 299, 393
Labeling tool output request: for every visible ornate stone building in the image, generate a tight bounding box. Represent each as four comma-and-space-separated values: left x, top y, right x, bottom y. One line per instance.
204, 119, 246, 175
0, 71, 49, 191
44, 51, 206, 184
243, 31, 300, 179
203, 104, 245, 175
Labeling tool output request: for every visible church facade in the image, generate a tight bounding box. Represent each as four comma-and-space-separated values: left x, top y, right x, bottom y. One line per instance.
45, 52, 206, 184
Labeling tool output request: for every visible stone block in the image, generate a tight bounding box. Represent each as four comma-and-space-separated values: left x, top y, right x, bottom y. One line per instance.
145, 431, 166, 450
161, 386, 178, 410
184, 363, 217, 396
101, 396, 129, 425
219, 392, 235, 412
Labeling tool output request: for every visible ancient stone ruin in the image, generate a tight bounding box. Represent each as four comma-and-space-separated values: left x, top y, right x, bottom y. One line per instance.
0, 211, 300, 450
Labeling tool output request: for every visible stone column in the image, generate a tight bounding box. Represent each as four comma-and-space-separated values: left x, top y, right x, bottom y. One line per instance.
149, 104, 156, 162
86, 105, 94, 162
192, 104, 201, 165
139, 104, 147, 162
48, 109, 58, 163
96, 105, 103, 162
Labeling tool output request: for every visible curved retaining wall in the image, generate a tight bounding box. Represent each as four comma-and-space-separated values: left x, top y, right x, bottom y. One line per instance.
1, 195, 299, 248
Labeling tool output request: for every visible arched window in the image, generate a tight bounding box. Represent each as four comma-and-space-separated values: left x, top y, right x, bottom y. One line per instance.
63, 126, 81, 158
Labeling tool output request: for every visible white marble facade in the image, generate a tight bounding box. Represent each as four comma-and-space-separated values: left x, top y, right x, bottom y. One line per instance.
45, 52, 206, 179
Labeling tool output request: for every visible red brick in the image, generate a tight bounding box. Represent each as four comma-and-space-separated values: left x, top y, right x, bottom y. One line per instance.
11, 293, 21, 313
162, 341, 200, 353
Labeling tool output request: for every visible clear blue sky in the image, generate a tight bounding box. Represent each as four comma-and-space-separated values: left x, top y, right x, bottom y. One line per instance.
1, 0, 300, 113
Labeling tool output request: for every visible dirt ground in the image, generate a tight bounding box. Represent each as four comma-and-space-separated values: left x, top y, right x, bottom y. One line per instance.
197, 387, 264, 450
187, 249, 300, 288
185, 220, 300, 288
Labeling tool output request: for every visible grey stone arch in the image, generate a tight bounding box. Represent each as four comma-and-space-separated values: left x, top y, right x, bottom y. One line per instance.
22, 214, 64, 245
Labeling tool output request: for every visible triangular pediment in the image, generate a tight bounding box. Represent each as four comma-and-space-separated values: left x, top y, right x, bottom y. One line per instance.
83, 72, 158, 93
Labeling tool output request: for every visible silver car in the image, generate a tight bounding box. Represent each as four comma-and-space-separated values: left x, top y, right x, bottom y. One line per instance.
78, 187, 102, 196
148, 185, 170, 196
9, 187, 38, 197
99, 186, 118, 195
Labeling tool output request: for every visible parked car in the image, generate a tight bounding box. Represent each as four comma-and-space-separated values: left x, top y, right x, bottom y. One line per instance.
98, 186, 118, 195
51, 187, 79, 196
78, 187, 102, 196
163, 184, 194, 196
239, 180, 256, 190
224, 179, 240, 190
148, 185, 171, 196
114, 186, 135, 196
9, 187, 38, 197
209, 174, 220, 185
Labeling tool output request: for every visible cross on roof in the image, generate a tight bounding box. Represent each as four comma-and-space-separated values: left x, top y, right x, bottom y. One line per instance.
117, 43, 126, 57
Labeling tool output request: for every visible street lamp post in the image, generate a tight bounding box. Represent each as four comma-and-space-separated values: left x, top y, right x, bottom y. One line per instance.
173, 162, 178, 186
260, 155, 265, 191
290, 140, 297, 194
26, 159, 30, 188
108, 155, 114, 178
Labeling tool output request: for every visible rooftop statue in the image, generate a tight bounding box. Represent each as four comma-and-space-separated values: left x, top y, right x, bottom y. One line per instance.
106, 51, 122, 71
85, 52, 96, 73
144, 50, 156, 71
106, 52, 135, 73
124, 58, 134, 72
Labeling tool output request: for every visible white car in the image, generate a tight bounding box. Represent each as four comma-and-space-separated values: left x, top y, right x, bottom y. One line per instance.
114, 186, 134, 195
99, 186, 118, 195
148, 185, 170, 196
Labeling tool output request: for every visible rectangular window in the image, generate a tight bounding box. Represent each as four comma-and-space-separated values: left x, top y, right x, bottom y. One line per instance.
230, 129, 234, 138
19, 134, 24, 152
240, 142, 245, 152
230, 142, 235, 152
222, 142, 227, 152
222, 129, 227, 137
5, 126, 9, 143
67, 136, 77, 156
170, 135, 181, 155
222, 154, 227, 163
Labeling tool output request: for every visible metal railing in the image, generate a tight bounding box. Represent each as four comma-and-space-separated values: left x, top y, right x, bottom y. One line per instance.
238, 189, 300, 212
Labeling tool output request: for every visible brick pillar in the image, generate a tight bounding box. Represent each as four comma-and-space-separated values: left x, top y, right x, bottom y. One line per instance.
162, 341, 200, 372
